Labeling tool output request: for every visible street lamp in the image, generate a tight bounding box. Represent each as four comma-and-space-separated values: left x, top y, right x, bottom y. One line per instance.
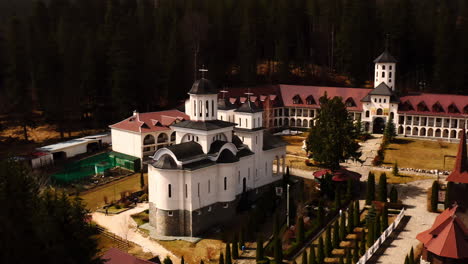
286, 184, 290, 227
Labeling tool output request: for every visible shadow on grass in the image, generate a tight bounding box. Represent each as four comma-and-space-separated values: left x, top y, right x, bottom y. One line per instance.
391, 138, 415, 145
366, 215, 411, 264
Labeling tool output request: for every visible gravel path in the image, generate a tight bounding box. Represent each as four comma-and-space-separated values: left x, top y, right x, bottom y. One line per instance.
92, 203, 179, 261
369, 179, 438, 263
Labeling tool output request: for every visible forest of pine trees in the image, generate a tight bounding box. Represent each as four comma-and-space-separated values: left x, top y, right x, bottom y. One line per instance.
1, 0, 468, 133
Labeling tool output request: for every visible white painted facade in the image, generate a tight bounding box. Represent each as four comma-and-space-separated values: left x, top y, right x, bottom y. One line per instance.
374, 62, 396, 90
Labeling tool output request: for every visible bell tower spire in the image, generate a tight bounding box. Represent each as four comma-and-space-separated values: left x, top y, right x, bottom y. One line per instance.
374, 35, 398, 91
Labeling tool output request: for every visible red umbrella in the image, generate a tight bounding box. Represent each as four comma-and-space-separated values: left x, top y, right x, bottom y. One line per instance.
313, 168, 361, 182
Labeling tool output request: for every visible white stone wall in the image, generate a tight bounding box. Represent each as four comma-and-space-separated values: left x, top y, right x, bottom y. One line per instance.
234, 112, 263, 130
111, 128, 143, 158
375, 63, 396, 90
188, 94, 218, 121
397, 115, 468, 139
217, 109, 236, 123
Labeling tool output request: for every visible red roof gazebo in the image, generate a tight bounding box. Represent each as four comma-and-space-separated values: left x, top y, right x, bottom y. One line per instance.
416, 205, 468, 263
447, 128, 468, 184
313, 168, 361, 182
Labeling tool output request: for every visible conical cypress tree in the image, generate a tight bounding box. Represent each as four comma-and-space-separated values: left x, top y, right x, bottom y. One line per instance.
225, 242, 232, 264
239, 228, 245, 250
445, 182, 453, 209
181, 256, 185, 264
338, 256, 344, 264
256, 236, 264, 261
340, 212, 346, 241
317, 237, 324, 264
219, 252, 224, 264
297, 216, 305, 244
232, 235, 239, 259
325, 227, 332, 257
333, 220, 340, 248
375, 216, 381, 241
345, 248, 352, 264
360, 229, 366, 255
409, 247, 415, 264
274, 237, 283, 264
302, 250, 308, 264
335, 189, 341, 210
404, 255, 409, 264
347, 203, 354, 234
382, 206, 389, 232
366, 172, 375, 205
200, 260, 204, 264
309, 246, 317, 264
389, 186, 398, 203
353, 200, 360, 227
353, 241, 359, 262
346, 179, 353, 201
378, 173, 388, 202
366, 223, 374, 247
431, 181, 439, 212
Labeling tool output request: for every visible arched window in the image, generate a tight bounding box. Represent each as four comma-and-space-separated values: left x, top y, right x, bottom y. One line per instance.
224, 177, 227, 190
170, 132, 176, 142
205, 100, 209, 117
208, 180, 211, 193
390, 112, 394, 119
194, 100, 196, 116
157, 133, 168, 143
365, 111, 370, 118
376, 108, 383, 115
168, 184, 172, 198
143, 134, 155, 145
199, 100, 202, 116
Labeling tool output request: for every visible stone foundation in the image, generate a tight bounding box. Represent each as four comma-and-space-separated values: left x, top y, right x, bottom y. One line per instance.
149, 179, 282, 237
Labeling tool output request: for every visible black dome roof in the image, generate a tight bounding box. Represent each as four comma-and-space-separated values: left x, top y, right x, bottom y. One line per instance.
189, 78, 218, 94
154, 155, 178, 169
217, 149, 239, 163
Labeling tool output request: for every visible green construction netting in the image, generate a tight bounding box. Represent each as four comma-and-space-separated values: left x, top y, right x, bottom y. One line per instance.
52, 152, 140, 184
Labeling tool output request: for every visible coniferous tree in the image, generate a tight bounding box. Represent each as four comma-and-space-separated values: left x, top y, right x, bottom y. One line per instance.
297, 216, 305, 244
325, 227, 332, 257
309, 246, 317, 264
333, 220, 340, 248
378, 173, 388, 202
219, 252, 224, 264
347, 203, 354, 234
345, 247, 352, 264
366, 173, 375, 205
346, 179, 353, 201
366, 222, 374, 247
392, 162, 399, 176
306, 94, 361, 170
382, 205, 389, 232
200, 260, 204, 264
335, 188, 341, 210
340, 212, 346, 241
256, 236, 264, 262
317, 237, 324, 264
383, 116, 397, 142
353, 241, 359, 263
302, 250, 308, 264
445, 182, 453, 209
317, 201, 325, 227
353, 200, 360, 227
431, 181, 439, 212
232, 235, 239, 259
225, 242, 232, 264
274, 237, 283, 264
360, 229, 366, 255
390, 186, 398, 203
338, 256, 344, 264
374, 216, 381, 241
409, 247, 415, 264
404, 255, 409, 264
164, 256, 173, 264
181, 256, 185, 264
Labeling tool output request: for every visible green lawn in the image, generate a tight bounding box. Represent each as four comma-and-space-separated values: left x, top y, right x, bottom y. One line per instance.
384, 138, 458, 171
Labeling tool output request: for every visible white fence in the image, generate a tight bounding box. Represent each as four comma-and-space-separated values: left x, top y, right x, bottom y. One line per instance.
356, 208, 406, 264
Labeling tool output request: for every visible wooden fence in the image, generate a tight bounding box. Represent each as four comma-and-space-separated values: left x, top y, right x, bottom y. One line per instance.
356, 208, 406, 264
96, 225, 132, 251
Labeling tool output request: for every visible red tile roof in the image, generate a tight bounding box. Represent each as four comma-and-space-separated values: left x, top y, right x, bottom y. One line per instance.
278, 85, 371, 111
110, 110, 189, 133
221, 85, 283, 108
398, 93, 468, 117
447, 128, 468, 184
101, 248, 155, 264
416, 205, 468, 259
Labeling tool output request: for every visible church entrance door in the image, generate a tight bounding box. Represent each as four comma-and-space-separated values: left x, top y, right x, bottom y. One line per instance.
242, 178, 247, 192
373, 117, 386, 134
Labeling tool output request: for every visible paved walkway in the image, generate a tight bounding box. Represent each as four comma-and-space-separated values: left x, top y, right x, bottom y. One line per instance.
369, 179, 438, 263
92, 203, 179, 261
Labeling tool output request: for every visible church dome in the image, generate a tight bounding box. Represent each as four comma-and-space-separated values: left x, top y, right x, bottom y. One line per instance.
188, 78, 218, 95
217, 149, 239, 163
153, 154, 178, 169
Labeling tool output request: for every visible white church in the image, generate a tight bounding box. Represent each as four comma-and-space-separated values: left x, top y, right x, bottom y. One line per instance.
145, 76, 287, 236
